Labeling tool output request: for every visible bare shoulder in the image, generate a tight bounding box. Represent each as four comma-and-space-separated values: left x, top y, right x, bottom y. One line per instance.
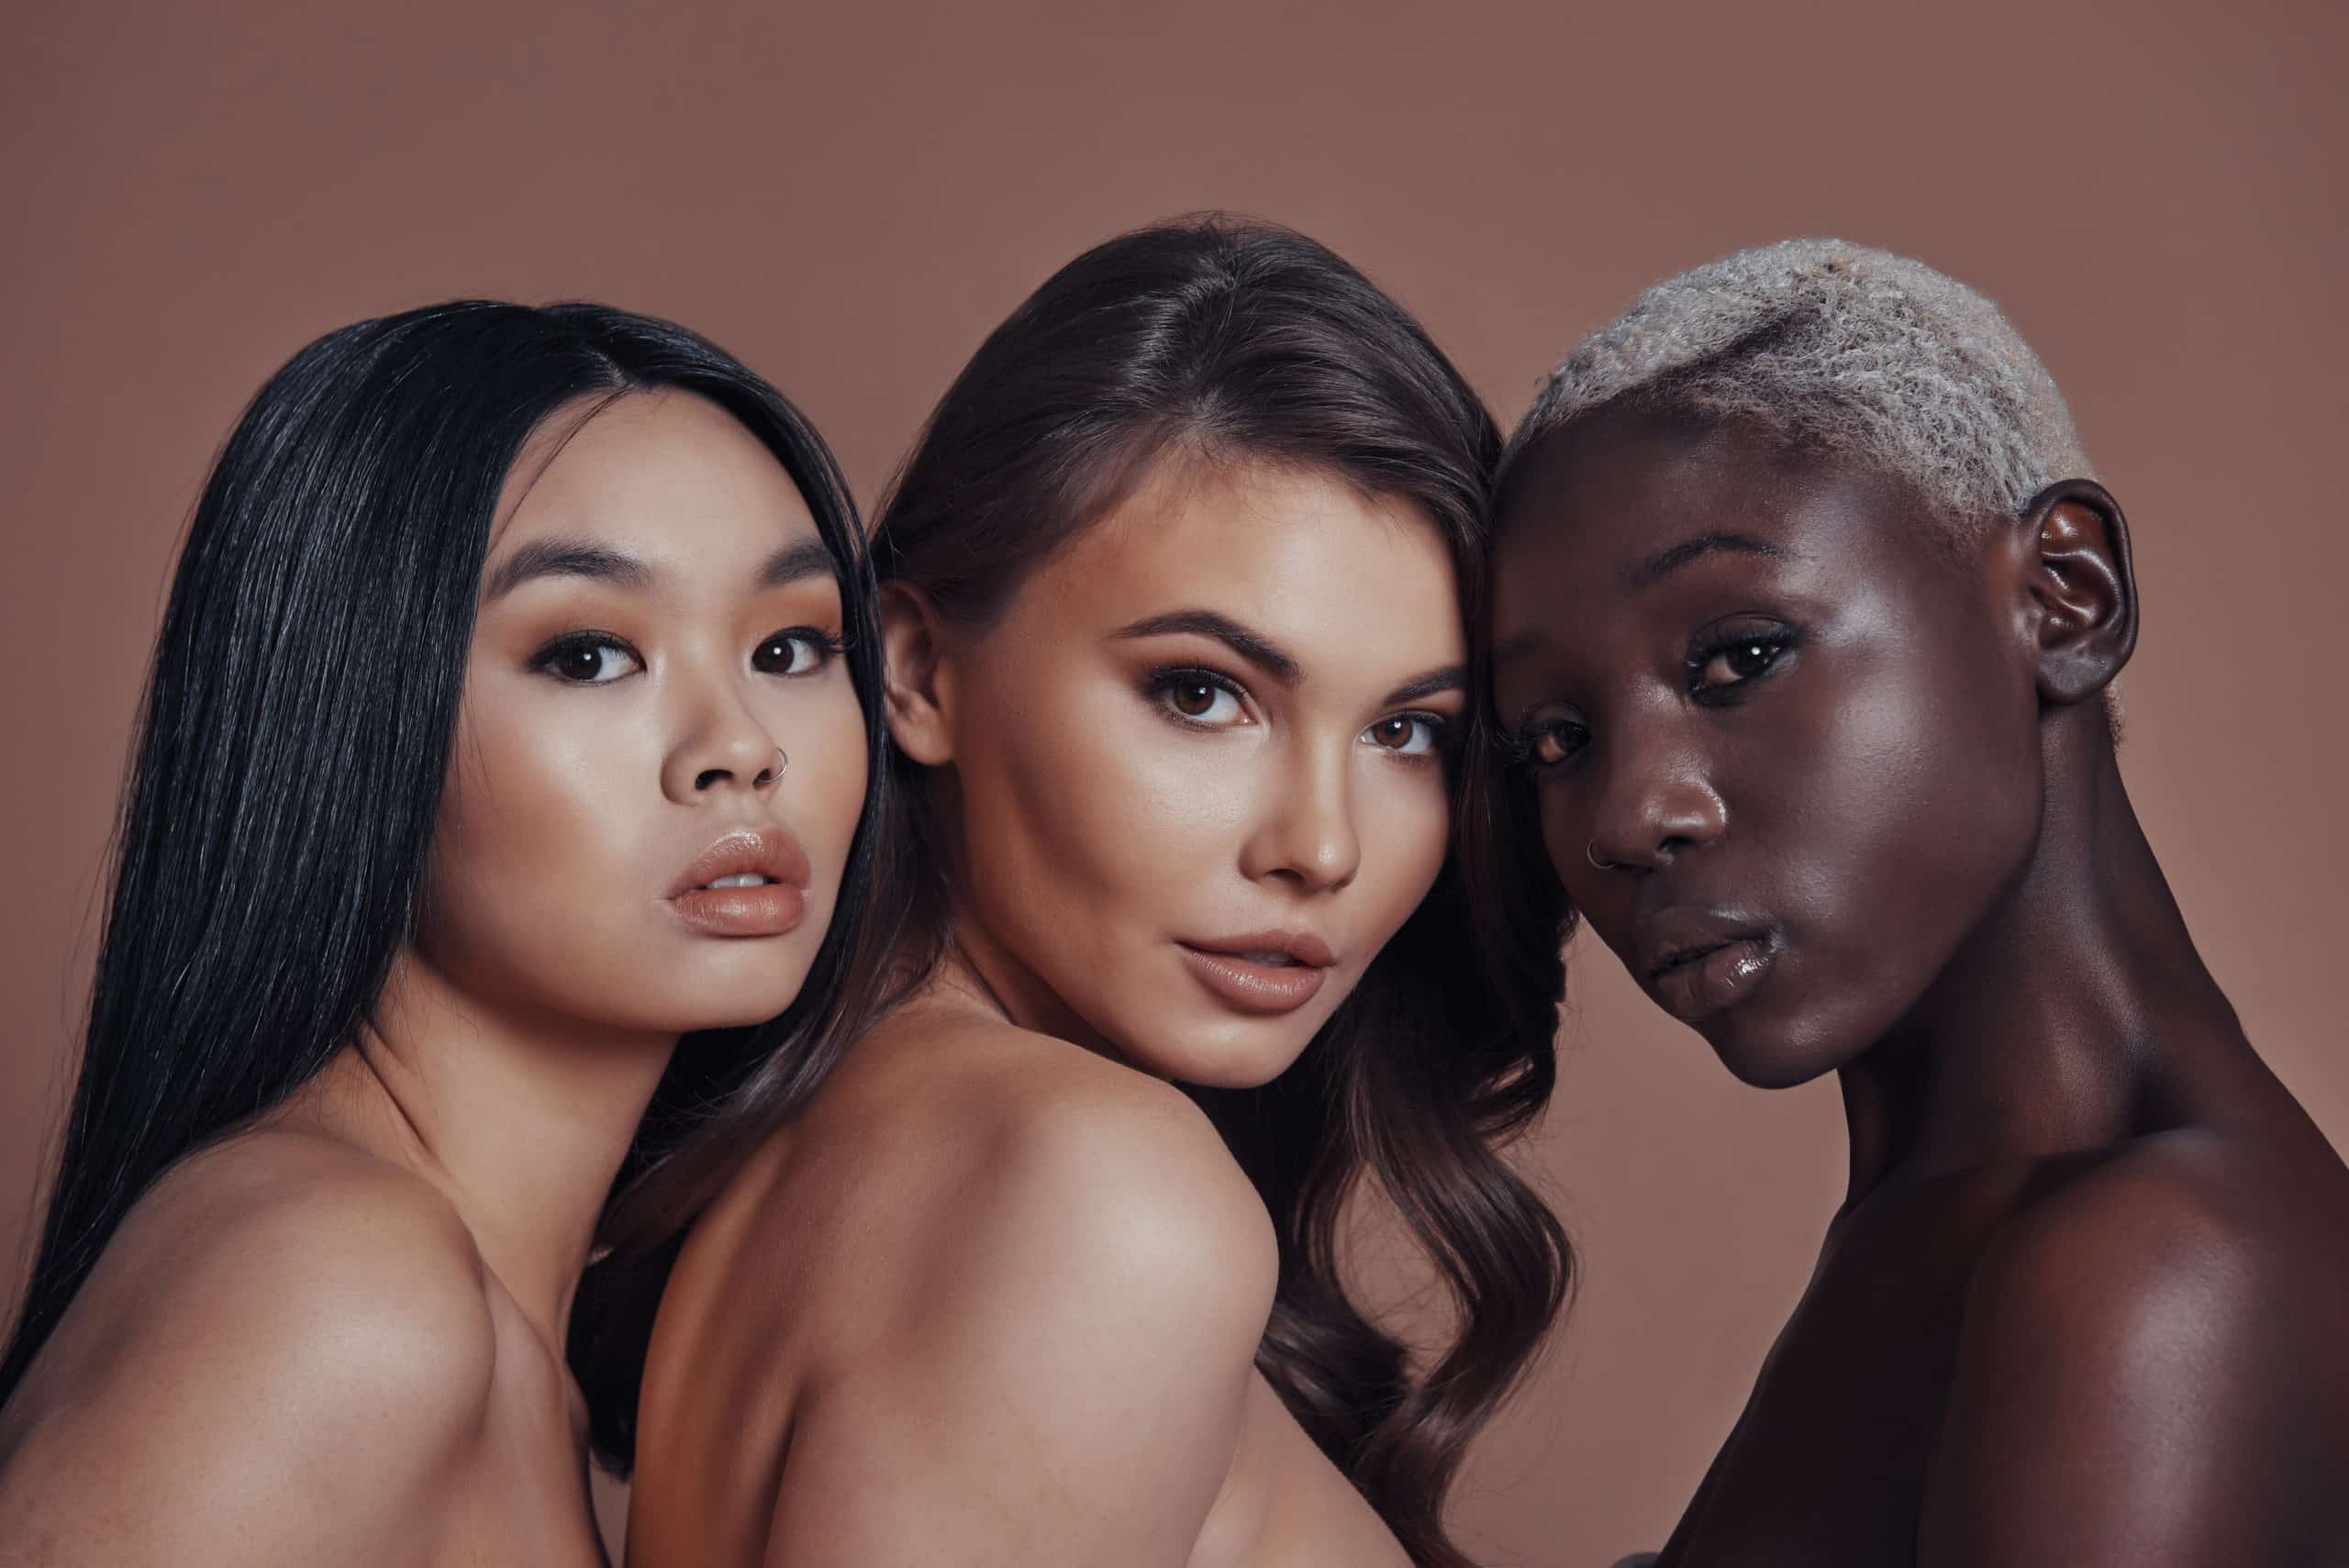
1919, 1131, 2349, 1565
751, 1014, 1283, 1563
0, 1130, 496, 1562
792, 1007, 1279, 1327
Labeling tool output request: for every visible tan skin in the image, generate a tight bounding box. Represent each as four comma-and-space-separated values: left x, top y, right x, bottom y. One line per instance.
0, 392, 868, 1566
629, 455, 1464, 1567
1493, 406, 2349, 1567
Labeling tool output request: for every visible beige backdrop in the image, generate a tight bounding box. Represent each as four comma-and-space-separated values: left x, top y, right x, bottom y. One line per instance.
4, 2, 2343, 1562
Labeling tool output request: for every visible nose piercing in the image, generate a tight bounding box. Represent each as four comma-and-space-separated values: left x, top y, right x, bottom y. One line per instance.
754, 746, 789, 787
1586, 840, 1618, 872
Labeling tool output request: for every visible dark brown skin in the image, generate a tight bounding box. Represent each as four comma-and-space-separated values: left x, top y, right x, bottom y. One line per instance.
1492, 405, 2349, 1567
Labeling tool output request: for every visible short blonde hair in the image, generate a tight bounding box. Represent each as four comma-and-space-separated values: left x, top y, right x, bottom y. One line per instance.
1503, 239, 2092, 528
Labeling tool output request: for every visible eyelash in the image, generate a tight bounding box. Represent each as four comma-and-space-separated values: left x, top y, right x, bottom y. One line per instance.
1142, 665, 1456, 762
529, 626, 847, 685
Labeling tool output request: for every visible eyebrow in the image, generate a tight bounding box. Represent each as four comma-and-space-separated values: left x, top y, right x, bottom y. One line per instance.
484, 539, 651, 600
484, 535, 838, 601
759, 537, 839, 588
1112, 609, 1298, 684
1384, 666, 1466, 706
1624, 531, 1790, 590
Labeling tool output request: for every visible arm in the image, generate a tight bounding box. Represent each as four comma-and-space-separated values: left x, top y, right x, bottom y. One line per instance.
1917, 1170, 2309, 1567
763, 1079, 1280, 1568
0, 1166, 496, 1566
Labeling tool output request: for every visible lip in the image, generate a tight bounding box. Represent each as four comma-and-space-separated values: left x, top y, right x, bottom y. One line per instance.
1632, 907, 1779, 1024
1177, 929, 1337, 1017
668, 827, 815, 939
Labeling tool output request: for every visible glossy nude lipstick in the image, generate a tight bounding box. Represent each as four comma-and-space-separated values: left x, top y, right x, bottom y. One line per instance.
668, 828, 813, 939
1176, 929, 1336, 1016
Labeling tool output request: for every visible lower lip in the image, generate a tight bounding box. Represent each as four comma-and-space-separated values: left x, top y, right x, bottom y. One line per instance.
669, 884, 807, 938
1652, 937, 1775, 1023
1178, 945, 1330, 1016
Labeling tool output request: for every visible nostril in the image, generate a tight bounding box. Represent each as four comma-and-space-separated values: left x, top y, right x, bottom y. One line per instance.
694, 768, 729, 791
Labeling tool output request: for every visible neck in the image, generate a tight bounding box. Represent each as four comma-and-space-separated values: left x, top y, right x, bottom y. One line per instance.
305, 948, 676, 1356
1838, 721, 2260, 1198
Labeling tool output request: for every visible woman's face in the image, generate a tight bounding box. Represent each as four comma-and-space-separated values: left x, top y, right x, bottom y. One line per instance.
910, 457, 1464, 1089
413, 391, 869, 1040
1490, 408, 2045, 1088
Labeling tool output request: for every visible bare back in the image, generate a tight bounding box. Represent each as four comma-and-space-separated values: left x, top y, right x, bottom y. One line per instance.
628, 996, 1412, 1568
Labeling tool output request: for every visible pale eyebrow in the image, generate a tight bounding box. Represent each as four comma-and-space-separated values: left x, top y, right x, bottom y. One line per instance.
759, 538, 838, 589
484, 539, 652, 601
1111, 609, 1299, 684
1624, 531, 1791, 591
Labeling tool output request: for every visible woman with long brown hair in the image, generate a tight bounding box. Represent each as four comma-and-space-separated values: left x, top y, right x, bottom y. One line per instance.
569, 216, 1571, 1567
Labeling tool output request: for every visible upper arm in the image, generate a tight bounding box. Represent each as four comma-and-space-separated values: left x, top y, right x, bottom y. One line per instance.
0, 1166, 496, 1565
1918, 1171, 2310, 1568
767, 1079, 1279, 1568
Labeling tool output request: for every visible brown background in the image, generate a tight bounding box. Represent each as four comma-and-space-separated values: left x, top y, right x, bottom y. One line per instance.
4, 2, 2343, 1562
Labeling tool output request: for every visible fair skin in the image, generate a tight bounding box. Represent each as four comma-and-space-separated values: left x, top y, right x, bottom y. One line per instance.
0, 391, 868, 1566
627, 455, 1462, 1567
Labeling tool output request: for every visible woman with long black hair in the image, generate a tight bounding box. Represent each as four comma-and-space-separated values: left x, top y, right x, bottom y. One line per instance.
572, 217, 1571, 1568
0, 302, 886, 1562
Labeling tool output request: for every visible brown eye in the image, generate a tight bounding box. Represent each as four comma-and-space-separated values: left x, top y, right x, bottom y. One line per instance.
752, 628, 836, 676
1171, 681, 1218, 716
1364, 715, 1439, 755
1697, 639, 1785, 690
531, 634, 641, 685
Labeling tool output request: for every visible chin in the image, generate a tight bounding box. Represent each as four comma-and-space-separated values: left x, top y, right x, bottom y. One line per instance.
1693, 1003, 1851, 1090
1130, 1015, 1319, 1092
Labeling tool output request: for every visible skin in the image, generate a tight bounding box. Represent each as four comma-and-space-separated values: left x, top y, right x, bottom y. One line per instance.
1492, 405, 2349, 1568
0, 391, 868, 1566
628, 455, 1462, 1568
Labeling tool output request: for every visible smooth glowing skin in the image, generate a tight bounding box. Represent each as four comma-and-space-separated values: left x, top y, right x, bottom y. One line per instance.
628, 458, 1457, 1568
0, 393, 866, 1565
1494, 407, 2349, 1568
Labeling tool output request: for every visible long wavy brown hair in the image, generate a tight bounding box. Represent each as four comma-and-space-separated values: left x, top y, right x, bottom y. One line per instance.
569, 215, 1572, 1567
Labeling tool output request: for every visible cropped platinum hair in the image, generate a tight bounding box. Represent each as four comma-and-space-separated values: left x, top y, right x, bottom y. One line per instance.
1503, 239, 2092, 528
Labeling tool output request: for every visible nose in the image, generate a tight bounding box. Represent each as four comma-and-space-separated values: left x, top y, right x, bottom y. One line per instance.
662, 670, 786, 804
1239, 736, 1362, 893
1583, 724, 1726, 873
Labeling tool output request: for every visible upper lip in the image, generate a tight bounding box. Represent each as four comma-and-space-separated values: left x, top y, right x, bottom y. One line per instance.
669, 827, 813, 897
1631, 906, 1775, 983
1180, 929, 1338, 968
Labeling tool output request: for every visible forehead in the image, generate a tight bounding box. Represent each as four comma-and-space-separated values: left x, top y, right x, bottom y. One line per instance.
493, 391, 820, 558
1021, 455, 1464, 664
1494, 408, 1944, 632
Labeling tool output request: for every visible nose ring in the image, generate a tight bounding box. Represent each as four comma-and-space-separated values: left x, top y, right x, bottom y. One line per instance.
1586, 840, 1618, 872
754, 746, 789, 787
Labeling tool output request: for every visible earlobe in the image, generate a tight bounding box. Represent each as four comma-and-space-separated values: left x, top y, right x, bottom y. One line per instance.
878, 582, 956, 766
2019, 479, 2137, 707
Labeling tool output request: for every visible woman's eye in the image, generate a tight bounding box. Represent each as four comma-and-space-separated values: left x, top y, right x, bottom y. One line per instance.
1693, 637, 1788, 693
1514, 717, 1588, 772
532, 635, 641, 685
1363, 714, 1442, 756
752, 628, 839, 676
1152, 672, 1245, 726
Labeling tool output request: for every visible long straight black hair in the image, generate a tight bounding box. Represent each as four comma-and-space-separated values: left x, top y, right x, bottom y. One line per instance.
0, 301, 889, 1407
571, 217, 1571, 1568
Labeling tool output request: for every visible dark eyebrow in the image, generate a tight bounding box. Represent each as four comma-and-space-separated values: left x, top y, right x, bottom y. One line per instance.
1493, 628, 1545, 668
760, 537, 838, 589
1625, 531, 1790, 590
1384, 666, 1466, 706
484, 539, 651, 600
1112, 610, 1299, 684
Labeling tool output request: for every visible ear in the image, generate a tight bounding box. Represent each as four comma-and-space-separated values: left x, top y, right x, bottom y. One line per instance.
879, 581, 957, 766
2016, 479, 2137, 707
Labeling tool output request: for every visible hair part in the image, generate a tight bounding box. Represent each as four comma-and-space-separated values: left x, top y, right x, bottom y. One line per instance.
1501, 239, 2093, 535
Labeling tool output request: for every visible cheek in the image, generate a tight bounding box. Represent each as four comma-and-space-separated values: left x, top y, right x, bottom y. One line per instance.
418, 694, 659, 1003
955, 673, 1236, 940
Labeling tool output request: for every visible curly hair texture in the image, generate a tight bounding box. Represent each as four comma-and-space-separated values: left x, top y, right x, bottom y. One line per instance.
1502, 239, 2093, 533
